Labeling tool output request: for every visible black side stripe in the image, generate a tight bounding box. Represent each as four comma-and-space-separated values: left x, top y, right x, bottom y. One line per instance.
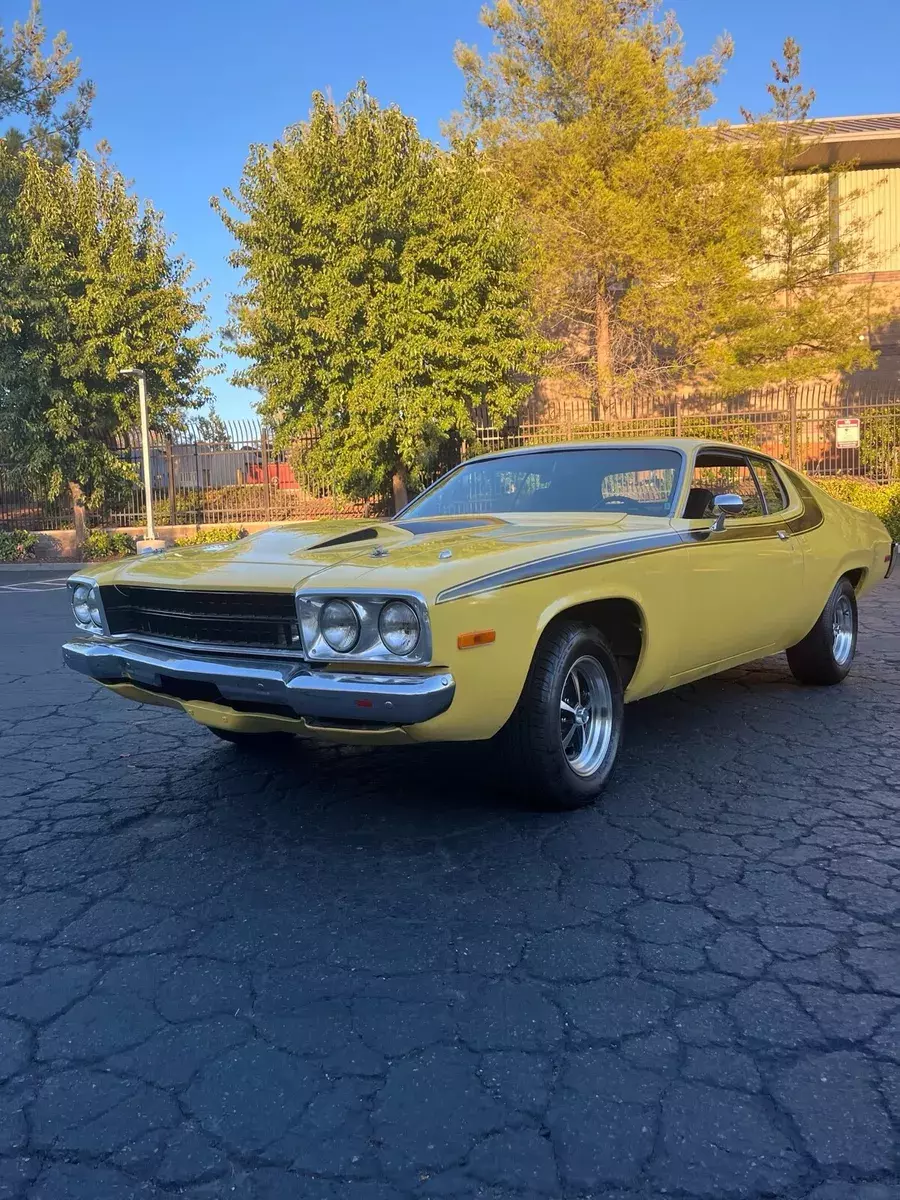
784, 473, 825, 535
436, 487, 823, 604
435, 532, 683, 603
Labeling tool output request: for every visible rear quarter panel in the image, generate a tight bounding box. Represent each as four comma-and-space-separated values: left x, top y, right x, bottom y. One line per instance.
790, 472, 892, 613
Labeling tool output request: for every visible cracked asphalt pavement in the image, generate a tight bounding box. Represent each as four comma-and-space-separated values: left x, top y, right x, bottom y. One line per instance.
1, 565, 899, 1199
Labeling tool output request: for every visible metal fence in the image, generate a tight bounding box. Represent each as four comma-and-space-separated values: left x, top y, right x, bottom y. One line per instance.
2, 384, 898, 532
0, 423, 393, 533
472, 384, 900, 482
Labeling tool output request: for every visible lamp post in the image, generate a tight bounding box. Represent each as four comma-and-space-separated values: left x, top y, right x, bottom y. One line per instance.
120, 368, 158, 545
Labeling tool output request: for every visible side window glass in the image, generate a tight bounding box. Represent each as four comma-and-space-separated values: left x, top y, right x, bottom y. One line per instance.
750, 458, 787, 514
686, 455, 764, 519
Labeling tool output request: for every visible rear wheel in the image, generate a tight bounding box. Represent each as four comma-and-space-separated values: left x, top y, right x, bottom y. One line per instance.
498, 621, 624, 811
786, 577, 858, 686
206, 727, 295, 752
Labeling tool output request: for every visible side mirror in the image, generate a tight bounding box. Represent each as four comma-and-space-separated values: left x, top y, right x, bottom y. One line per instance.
712, 493, 743, 532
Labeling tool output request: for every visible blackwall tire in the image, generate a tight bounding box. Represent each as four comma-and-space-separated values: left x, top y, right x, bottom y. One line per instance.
498, 620, 624, 811
786, 577, 858, 686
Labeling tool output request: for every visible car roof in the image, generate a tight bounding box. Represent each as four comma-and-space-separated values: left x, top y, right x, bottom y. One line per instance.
464, 438, 768, 464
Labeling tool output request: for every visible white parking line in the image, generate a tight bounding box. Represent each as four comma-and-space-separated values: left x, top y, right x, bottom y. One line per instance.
0, 577, 70, 592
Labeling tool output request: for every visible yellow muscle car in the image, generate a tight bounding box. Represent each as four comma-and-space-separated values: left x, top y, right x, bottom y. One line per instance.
63, 439, 897, 809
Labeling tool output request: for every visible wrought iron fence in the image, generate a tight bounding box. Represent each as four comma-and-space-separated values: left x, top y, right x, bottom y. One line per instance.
472, 384, 900, 483
1, 384, 898, 533
92, 423, 392, 531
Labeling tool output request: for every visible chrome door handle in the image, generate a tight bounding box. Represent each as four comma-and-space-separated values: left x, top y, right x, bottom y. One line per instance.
776, 530, 790, 541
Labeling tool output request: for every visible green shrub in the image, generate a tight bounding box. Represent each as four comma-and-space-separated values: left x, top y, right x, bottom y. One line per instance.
83, 530, 137, 560
190, 484, 375, 522
0, 529, 39, 561
174, 525, 247, 546
680, 415, 763, 448
857, 405, 900, 479
811, 477, 900, 540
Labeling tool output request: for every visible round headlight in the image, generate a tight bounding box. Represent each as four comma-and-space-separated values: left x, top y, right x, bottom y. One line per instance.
73, 584, 93, 626
378, 600, 420, 656
320, 599, 360, 653
72, 582, 102, 629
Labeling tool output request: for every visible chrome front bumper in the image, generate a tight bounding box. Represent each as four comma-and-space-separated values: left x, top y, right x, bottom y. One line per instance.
62, 638, 455, 726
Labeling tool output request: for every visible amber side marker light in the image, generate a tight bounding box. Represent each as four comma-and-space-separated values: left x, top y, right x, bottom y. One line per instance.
457, 630, 496, 650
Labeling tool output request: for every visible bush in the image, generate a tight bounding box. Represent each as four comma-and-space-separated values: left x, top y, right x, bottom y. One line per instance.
174, 525, 247, 546
858, 405, 900, 479
83, 530, 137, 560
190, 484, 376, 522
0, 529, 39, 562
811, 477, 900, 540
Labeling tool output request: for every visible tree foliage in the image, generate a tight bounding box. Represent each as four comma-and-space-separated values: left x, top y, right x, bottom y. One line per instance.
216, 84, 549, 506
0, 1, 93, 161
713, 39, 881, 391
193, 408, 232, 446
454, 0, 762, 413
0, 146, 211, 505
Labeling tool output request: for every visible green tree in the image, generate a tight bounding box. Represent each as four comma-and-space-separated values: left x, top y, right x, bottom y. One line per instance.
0, 1, 93, 161
216, 84, 549, 509
0, 146, 211, 531
193, 408, 232, 446
454, 0, 762, 414
714, 39, 881, 394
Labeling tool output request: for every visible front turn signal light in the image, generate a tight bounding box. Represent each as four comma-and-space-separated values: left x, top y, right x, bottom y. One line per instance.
457, 630, 496, 650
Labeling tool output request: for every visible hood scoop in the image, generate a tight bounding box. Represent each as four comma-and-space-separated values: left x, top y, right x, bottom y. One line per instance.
311, 527, 380, 550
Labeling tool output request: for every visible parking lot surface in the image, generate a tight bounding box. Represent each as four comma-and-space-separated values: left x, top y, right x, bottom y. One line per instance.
1, 567, 899, 1199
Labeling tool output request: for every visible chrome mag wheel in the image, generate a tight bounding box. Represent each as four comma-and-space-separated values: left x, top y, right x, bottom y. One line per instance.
559, 654, 614, 777
832, 593, 855, 665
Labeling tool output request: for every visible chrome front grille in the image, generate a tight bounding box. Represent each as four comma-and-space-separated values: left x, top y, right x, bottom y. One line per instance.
100, 586, 302, 653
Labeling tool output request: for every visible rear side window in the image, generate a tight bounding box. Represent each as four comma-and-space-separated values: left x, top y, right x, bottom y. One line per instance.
749, 458, 788, 514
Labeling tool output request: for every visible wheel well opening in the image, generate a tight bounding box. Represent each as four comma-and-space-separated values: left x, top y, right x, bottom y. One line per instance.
843, 568, 865, 591
547, 599, 644, 688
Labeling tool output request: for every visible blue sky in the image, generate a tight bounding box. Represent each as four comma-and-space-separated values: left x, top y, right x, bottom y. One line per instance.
32, 0, 900, 418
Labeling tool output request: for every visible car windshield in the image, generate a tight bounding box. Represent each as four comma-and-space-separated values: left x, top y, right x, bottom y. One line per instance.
402, 448, 682, 518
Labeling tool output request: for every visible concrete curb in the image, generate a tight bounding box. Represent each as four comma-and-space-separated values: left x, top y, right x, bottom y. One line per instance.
0, 562, 85, 573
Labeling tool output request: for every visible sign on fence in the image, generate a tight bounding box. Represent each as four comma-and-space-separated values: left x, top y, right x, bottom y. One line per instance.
835, 418, 861, 448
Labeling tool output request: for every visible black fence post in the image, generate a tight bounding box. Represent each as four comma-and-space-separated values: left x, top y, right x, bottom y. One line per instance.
788, 387, 798, 469
260, 428, 272, 522
193, 440, 202, 526
167, 437, 177, 528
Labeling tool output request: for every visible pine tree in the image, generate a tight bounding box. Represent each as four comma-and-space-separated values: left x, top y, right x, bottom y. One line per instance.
715, 38, 881, 394
454, 0, 760, 413
0, 2, 94, 162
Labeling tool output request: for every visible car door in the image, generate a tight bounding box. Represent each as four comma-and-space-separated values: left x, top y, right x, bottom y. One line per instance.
670, 449, 804, 678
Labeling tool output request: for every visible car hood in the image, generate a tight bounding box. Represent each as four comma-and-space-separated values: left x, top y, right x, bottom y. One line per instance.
85, 513, 673, 599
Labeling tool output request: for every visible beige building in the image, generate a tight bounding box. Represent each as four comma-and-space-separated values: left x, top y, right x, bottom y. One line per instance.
787, 113, 900, 387
518, 112, 900, 429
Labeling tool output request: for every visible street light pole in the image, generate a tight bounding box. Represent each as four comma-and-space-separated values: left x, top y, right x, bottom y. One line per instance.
120, 368, 156, 544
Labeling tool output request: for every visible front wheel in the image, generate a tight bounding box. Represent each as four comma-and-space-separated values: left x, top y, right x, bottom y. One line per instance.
786, 577, 858, 686
497, 621, 624, 811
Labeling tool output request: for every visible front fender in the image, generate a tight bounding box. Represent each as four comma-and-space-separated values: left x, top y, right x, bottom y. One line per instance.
413, 546, 685, 741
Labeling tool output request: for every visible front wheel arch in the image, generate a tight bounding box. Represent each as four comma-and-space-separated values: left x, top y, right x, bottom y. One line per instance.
539, 596, 644, 689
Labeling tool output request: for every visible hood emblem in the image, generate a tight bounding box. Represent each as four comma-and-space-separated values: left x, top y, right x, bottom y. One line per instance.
370, 547, 389, 558
439, 549, 452, 560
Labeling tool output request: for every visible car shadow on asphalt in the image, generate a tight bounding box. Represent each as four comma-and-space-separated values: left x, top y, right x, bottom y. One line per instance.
198, 654, 802, 841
